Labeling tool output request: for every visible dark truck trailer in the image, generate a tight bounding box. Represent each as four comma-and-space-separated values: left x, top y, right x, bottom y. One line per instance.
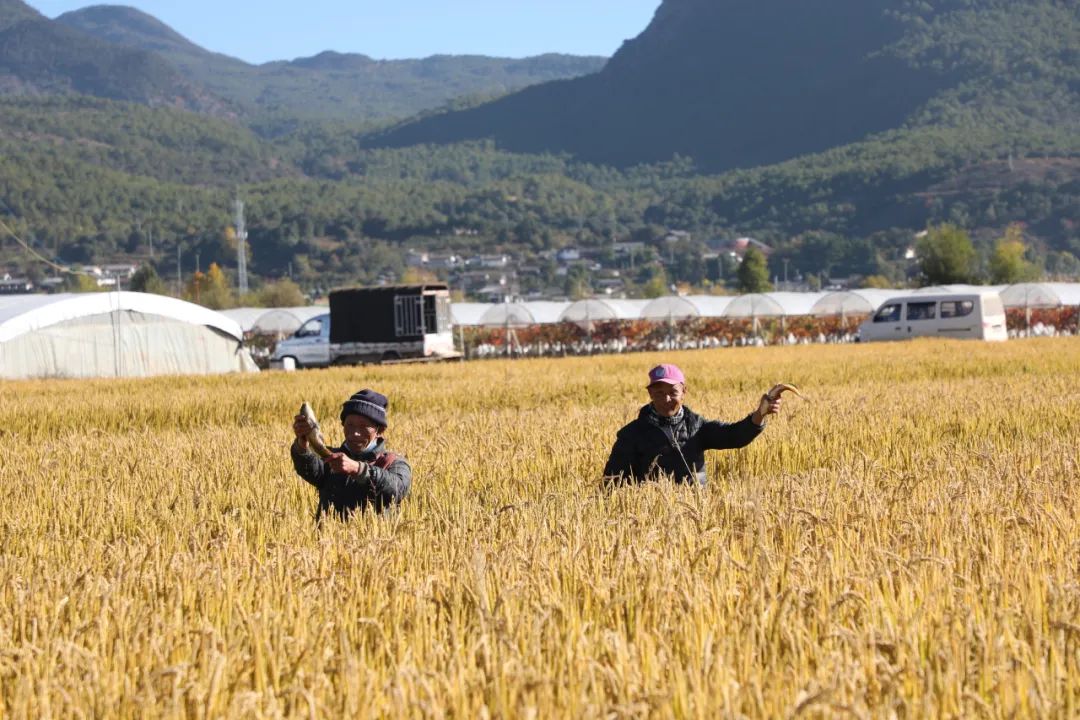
328, 284, 458, 364
270, 284, 459, 368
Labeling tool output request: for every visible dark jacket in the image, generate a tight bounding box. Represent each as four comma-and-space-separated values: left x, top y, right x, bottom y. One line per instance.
603, 404, 764, 486
291, 439, 411, 519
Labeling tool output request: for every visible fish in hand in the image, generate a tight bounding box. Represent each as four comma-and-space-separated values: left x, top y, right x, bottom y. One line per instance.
298, 402, 333, 459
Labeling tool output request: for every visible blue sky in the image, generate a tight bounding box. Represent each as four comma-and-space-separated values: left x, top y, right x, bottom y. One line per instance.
29, 1, 662, 64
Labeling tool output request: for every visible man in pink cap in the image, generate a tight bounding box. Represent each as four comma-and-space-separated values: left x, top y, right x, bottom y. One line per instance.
602, 363, 781, 486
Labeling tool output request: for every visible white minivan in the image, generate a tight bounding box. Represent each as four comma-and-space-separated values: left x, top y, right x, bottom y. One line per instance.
858, 292, 1007, 342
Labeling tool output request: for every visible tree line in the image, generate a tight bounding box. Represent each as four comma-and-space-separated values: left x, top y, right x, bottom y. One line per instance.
1, 96, 1076, 300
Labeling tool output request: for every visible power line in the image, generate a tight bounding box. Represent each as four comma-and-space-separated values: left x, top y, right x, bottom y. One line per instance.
0, 213, 93, 278
0, 198, 102, 280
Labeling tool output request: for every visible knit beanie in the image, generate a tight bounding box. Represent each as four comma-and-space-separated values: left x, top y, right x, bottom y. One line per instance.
340, 389, 389, 429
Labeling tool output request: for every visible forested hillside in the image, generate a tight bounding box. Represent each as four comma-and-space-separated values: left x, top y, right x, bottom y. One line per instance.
0, 0, 229, 114
3, 93, 1076, 294
0, 0, 40, 28
369, 0, 1079, 172
0, 0, 1077, 297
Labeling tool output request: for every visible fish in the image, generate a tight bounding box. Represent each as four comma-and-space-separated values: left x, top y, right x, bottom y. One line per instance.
299, 402, 333, 459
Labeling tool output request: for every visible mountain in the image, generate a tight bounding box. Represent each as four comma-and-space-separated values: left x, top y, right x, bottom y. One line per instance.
0, 0, 229, 113
366, 0, 1080, 172
1, 0, 1076, 290
52, 3, 212, 57
55, 5, 607, 129
0, 0, 42, 29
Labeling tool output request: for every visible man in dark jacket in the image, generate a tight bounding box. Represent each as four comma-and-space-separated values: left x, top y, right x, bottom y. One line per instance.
603, 364, 782, 487
291, 389, 411, 519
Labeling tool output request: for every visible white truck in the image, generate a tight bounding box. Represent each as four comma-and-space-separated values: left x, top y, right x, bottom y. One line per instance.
270, 283, 459, 368
858, 291, 1007, 342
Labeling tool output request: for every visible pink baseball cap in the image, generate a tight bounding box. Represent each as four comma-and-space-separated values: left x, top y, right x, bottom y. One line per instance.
647, 363, 685, 387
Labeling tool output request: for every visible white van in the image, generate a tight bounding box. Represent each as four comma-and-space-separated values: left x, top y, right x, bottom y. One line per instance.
858, 292, 1007, 342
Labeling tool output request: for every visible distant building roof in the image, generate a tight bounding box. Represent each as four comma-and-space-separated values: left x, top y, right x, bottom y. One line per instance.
709, 236, 774, 256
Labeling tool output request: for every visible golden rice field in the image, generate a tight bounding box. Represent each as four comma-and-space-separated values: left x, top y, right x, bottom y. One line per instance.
1, 338, 1079, 719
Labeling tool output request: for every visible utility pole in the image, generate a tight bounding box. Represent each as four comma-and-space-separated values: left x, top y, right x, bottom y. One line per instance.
176, 244, 181, 296
235, 197, 248, 295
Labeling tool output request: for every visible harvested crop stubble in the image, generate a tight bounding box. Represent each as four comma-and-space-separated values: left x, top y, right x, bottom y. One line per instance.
1, 339, 1078, 718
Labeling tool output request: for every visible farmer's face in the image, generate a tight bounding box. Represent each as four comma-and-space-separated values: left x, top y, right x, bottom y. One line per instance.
342, 414, 381, 454
648, 382, 685, 417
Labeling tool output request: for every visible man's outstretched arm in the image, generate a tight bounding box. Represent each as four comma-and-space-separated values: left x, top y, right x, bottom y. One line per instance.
697, 415, 765, 450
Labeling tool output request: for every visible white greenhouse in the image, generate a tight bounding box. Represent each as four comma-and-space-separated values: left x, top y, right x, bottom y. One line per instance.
220, 306, 327, 336
911, 284, 1006, 295
722, 292, 827, 319
641, 295, 733, 320
810, 289, 902, 317
449, 302, 493, 327
0, 293, 258, 379
476, 301, 570, 328
998, 283, 1080, 309
559, 298, 649, 324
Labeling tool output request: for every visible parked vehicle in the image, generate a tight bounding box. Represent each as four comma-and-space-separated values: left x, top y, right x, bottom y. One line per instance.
272, 311, 331, 368
858, 292, 1007, 342
270, 284, 459, 368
